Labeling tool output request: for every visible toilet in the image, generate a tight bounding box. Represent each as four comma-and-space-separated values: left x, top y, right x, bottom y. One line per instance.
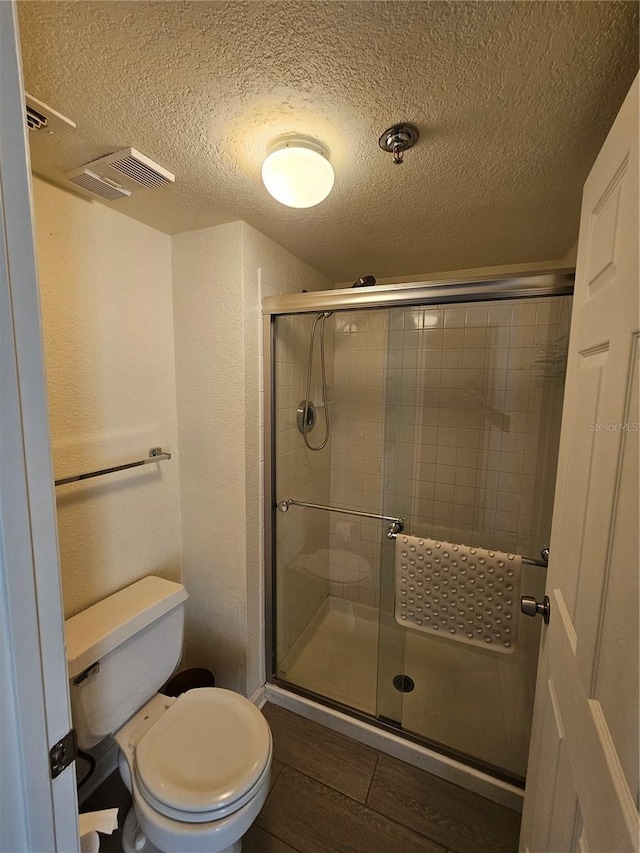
65, 576, 272, 853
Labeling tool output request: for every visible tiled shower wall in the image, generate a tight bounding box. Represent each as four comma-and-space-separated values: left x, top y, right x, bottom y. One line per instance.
327, 310, 388, 606
322, 297, 569, 612
383, 296, 571, 560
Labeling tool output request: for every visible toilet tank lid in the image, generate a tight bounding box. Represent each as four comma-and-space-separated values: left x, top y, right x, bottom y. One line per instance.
65, 577, 188, 679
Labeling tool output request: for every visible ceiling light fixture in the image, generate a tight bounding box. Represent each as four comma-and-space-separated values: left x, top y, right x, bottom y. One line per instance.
262, 136, 334, 208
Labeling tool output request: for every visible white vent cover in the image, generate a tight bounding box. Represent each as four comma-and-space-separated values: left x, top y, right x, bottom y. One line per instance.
84, 148, 174, 188
106, 148, 174, 188
25, 92, 76, 132
64, 148, 175, 200
65, 168, 131, 201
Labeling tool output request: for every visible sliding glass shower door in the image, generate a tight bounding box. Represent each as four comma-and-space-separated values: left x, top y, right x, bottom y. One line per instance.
273, 309, 398, 717
378, 297, 570, 779
269, 286, 571, 784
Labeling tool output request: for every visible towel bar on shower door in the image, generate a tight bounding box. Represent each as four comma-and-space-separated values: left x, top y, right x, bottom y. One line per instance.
276, 498, 404, 539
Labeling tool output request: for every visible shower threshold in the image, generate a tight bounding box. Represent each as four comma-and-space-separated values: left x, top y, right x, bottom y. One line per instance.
274, 595, 532, 790
266, 680, 524, 811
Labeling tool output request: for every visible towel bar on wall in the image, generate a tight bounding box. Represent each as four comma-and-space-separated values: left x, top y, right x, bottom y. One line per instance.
54, 447, 171, 487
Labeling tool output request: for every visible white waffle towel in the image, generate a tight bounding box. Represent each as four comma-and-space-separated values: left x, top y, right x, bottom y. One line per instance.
395, 535, 521, 653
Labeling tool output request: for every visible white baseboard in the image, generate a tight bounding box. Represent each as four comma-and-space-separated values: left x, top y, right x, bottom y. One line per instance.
265, 683, 524, 813
249, 684, 267, 709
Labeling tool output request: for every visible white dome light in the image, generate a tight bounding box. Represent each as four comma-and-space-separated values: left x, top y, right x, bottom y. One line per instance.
262, 137, 334, 208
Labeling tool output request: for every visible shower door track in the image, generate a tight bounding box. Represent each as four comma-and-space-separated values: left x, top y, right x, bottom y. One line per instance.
270, 674, 526, 789
262, 270, 574, 316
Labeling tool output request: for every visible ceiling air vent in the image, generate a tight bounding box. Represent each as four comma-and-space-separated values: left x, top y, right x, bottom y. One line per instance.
106, 148, 174, 188
65, 168, 131, 201
80, 148, 175, 189
26, 104, 48, 131
25, 92, 76, 133
64, 148, 175, 200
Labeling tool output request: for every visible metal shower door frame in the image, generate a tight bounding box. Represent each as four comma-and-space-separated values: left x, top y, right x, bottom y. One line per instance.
261, 270, 574, 317
262, 270, 574, 776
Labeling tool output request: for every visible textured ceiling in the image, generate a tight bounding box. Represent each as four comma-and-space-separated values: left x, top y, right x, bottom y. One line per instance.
18, 1, 638, 282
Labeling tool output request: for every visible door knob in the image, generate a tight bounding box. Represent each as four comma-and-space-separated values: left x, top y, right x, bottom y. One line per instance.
520, 595, 550, 624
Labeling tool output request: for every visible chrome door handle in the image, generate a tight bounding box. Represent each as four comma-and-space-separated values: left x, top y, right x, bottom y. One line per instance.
520, 594, 550, 624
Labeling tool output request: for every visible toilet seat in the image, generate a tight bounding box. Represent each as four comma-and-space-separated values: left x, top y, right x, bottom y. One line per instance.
134, 688, 271, 823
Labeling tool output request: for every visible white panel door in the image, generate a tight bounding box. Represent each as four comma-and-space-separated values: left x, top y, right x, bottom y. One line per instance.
519, 76, 639, 852
0, 2, 80, 850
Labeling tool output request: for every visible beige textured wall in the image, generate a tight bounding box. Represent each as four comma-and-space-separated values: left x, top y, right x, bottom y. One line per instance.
32, 177, 182, 618
172, 222, 247, 690
33, 176, 328, 696
173, 220, 328, 695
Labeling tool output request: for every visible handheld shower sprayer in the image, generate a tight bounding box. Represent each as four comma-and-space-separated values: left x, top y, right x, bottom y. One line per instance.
299, 311, 332, 451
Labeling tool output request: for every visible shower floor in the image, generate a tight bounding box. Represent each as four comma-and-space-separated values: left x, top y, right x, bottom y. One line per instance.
279, 595, 534, 778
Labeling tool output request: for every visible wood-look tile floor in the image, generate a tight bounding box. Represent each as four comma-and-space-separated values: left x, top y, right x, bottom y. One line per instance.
81, 703, 521, 853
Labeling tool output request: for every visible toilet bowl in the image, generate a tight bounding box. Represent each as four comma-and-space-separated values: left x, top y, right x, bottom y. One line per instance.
65, 577, 272, 853
115, 690, 272, 853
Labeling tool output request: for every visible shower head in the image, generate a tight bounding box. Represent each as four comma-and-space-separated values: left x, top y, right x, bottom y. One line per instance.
352, 275, 376, 287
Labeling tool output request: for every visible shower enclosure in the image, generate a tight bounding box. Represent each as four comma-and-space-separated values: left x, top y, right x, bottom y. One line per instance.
263, 273, 573, 787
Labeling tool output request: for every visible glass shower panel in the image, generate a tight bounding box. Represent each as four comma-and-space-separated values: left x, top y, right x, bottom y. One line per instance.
273, 309, 404, 718
379, 296, 571, 779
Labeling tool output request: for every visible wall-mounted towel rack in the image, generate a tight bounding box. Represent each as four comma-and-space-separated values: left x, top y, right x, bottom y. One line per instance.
54, 447, 171, 487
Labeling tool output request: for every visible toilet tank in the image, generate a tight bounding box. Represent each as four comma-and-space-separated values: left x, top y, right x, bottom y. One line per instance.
65, 576, 188, 749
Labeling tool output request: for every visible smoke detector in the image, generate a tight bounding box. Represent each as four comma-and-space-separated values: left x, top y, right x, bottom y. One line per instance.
25, 92, 76, 133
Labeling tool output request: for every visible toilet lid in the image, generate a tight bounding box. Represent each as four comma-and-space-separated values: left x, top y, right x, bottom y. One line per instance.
135, 688, 271, 814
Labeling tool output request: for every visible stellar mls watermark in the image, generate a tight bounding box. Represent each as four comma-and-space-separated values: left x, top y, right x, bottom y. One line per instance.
589, 422, 639, 432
